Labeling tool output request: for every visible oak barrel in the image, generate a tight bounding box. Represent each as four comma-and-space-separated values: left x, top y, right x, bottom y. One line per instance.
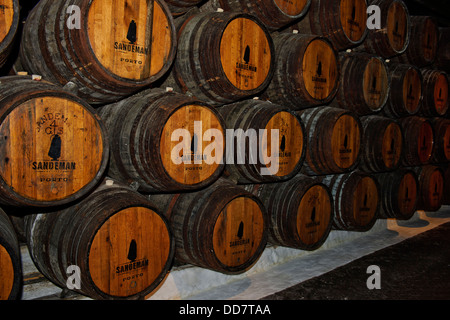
331, 52, 389, 115
442, 164, 450, 205
383, 63, 423, 118
419, 69, 449, 117
297, 106, 362, 175
431, 118, 450, 164
19, 0, 177, 104
218, 99, 306, 183
200, 0, 311, 31
0, 207, 21, 300
149, 179, 268, 274
245, 174, 333, 251
374, 169, 418, 220
393, 16, 439, 67
414, 165, 444, 212
263, 33, 339, 110
359, 0, 410, 58
171, 11, 274, 106
434, 27, 450, 74
321, 172, 379, 232
0, 76, 109, 208
24, 178, 174, 300
358, 116, 403, 173
292, 0, 368, 51
399, 116, 434, 167
98, 88, 225, 193
0, 0, 19, 69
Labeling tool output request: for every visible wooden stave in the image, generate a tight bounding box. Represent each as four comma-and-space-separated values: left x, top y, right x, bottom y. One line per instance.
98, 88, 226, 193
331, 51, 390, 115
297, 106, 362, 176
382, 63, 423, 118
200, 0, 312, 31
20, 0, 177, 105
358, 115, 404, 173
0, 76, 110, 208
0, 207, 22, 300
218, 99, 306, 184
149, 178, 268, 275
399, 116, 435, 167
431, 117, 450, 164
321, 171, 380, 232
172, 11, 275, 107
434, 27, 450, 74
24, 178, 175, 300
245, 174, 334, 251
263, 33, 340, 110
373, 169, 419, 220
165, 0, 204, 16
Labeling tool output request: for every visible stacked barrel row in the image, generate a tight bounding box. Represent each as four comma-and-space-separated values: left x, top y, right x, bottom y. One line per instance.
0, 0, 449, 301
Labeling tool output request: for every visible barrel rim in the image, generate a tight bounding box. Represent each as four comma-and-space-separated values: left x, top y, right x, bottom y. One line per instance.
272, 0, 312, 19
0, 0, 20, 53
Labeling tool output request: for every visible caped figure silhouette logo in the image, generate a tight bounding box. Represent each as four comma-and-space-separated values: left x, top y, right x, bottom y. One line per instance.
280, 135, 286, 152
128, 240, 138, 262
243, 46, 250, 64
127, 20, 137, 44
48, 134, 62, 161
237, 222, 244, 239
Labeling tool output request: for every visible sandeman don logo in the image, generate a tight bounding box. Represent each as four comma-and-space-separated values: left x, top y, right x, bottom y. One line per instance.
229, 221, 250, 247
236, 46, 258, 72
116, 239, 149, 274
114, 19, 151, 56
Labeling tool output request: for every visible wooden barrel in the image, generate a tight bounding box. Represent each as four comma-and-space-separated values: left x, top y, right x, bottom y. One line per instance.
374, 169, 419, 220
165, 0, 203, 16
434, 28, 450, 74
0, 207, 21, 300
263, 33, 339, 110
19, 0, 177, 104
431, 118, 450, 164
321, 172, 379, 232
331, 52, 389, 115
393, 16, 439, 67
24, 178, 174, 300
399, 116, 434, 167
200, 0, 311, 31
171, 11, 274, 106
383, 63, 423, 118
98, 88, 225, 193
442, 164, 450, 205
297, 106, 362, 175
292, 0, 368, 51
218, 99, 306, 183
245, 174, 333, 250
0, 76, 109, 208
359, 116, 403, 173
420, 69, 449, 117
0, 0, 19, 69
149, 179, 268, 274
359, 0, 410, 58
414, 165, 444, 212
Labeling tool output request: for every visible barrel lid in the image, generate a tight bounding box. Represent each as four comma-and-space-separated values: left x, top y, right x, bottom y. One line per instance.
417, 120, 434, 164
86, 0, 175, 82
0, 0, 17, 43
219, 16, 273, 92
302, 38, 339, 102
381, 122, 403, 169
351, 175, 379, 228
331, 114, 361, 170
363, 57, 389, 111
433, 72, 449, 116
397, 171, 418, 218
402, 67, 422, 114
88, 206, 172, 298
339, 0, 368, 43
0, 244, 14, 300
261, 111, 305, 178
160, 104, 224, 186
386, 0, 410, 54
0, 95, 108, 206
212, 196, 265, 270
296, 184, 332, 247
